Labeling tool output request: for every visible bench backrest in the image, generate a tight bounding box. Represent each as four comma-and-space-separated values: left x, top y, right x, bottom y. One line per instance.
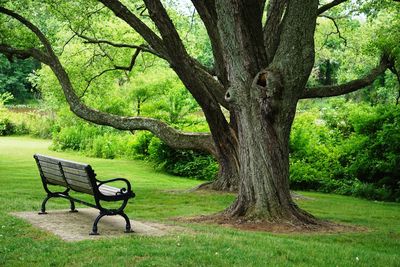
34, 154, 96, 195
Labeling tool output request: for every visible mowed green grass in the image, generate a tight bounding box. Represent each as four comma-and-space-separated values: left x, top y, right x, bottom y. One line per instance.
0, 136, 399, 267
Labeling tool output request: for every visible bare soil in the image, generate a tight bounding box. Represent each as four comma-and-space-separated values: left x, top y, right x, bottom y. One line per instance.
175, 214, 367, 234
11, 208, 185, 242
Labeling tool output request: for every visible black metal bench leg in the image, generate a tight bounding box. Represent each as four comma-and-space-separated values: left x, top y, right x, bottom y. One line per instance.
38, 195, 51, 215
120, 212, 134, 233
69, 199, 78, 213
90, 212, 106, 235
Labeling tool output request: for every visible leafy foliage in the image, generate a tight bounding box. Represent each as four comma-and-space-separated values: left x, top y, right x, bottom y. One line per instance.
290, 100, 400, 202
0, 55, 40, 103
147, 137, 218, 181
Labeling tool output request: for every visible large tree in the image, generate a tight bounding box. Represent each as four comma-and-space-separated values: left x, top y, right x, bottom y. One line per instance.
1, 0, 398, 224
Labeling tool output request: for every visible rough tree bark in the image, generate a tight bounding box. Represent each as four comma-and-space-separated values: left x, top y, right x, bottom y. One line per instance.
0, 0, 396, 224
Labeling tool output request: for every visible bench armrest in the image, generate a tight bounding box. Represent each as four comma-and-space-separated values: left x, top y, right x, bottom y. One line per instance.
97, 178, 132, 194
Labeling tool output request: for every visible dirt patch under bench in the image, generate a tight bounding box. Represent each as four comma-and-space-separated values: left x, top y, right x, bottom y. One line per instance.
11, 208, 183, 242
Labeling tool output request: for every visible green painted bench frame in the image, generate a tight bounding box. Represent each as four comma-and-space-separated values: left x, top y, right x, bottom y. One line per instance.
34, 154, 135, 235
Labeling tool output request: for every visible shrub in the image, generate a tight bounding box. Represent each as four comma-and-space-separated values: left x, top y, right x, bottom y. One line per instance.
148, 136, 218, 180
289, 101, 400, 202
128, 131, 154, 159
0, 116, 15, 136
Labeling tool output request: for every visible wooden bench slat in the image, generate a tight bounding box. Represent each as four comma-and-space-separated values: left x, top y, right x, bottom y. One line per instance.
42, 171, 66, 185
38, 161, 59, 170
64, 172, 91, 183
62, 166, 88, 176
35, 154, 89, 170
65, 178, 92, 190
41, 169, 92, 191
68, 184, 94, 195
41, 166, 62, 176
60, 161, 88, 171
46, 177, 67, 186
35, 154, 60, 164
99, 184, 118, 191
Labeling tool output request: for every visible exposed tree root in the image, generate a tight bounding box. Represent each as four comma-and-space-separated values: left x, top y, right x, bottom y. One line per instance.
176, 213, 366, 234
187, 181, 214, 192
188, 180, 238, 193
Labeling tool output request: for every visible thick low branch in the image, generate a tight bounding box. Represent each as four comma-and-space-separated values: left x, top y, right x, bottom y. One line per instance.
0, 7, 54, 55
70, 104, 217, 156
0, 6, 217, 156
301, 56, 392, 99
317, 0, 347, 15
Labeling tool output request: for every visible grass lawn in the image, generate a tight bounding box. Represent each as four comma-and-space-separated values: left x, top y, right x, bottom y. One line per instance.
0, 136, 399, 266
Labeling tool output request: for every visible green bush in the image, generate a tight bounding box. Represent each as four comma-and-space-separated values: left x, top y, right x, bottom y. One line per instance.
0, 104, 55, 138
289, 160, 325, 190
88, 134, 134, 159
147, 137, 218, 180
289, 101, 400, 202
0, 116, 15, 136
52, 122, 109, 151
128, 131, 154, 159
337, 105, 400, 201
26, 114, 56, 138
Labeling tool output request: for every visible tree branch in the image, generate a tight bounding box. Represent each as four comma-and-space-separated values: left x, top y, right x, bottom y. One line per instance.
98, 0, 168, 59
388, 65, 400, 105
191, 0, 229, 86
319, 15, 347, 47
0, 44, 50, 64
76, 32, 164, 58
301, 55, 393, 99
80, 46, 141, 98
263, 0, 287, 63
142, 0, 229, 110
143, 0, 187, 60
318, 0, 347, 15
114, 47, 141, 71
270, 0, 319, 96
0, 6, 217, 156
100, 0, 228, 112
0, 7, 54, 55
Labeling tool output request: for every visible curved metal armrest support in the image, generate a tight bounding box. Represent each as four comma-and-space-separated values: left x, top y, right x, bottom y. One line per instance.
97, 177, 132, 194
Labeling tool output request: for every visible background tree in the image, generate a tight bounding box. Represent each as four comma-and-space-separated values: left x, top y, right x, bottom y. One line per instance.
1, 0, 399, 225
0, 54, 40, 103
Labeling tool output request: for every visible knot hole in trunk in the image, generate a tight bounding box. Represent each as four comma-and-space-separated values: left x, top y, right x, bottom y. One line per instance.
225, 89, 233, 102
256, 72, 267, 87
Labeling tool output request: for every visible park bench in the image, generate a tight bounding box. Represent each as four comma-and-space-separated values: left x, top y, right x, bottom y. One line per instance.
33, 154, 135, 235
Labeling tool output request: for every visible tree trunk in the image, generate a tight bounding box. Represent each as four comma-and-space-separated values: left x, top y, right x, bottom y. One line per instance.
201, 109, 240, 192
210, 145, 239, 192
224, 72, 317, 224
